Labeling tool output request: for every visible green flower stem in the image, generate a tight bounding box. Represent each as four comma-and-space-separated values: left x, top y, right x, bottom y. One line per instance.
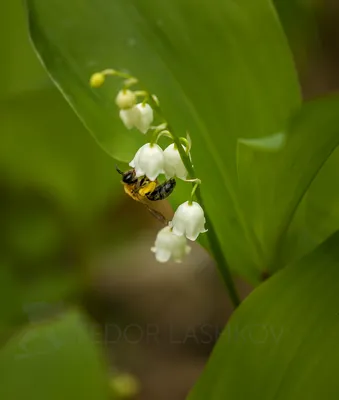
134, 90, 148, 98
187, 179, 201, 204
155, 129, 174, 142
147, 97, 240, 307
150, 127, 172, 146
179, 137, 191, 153
174, 136, 240, 308
101, 69, 134, 80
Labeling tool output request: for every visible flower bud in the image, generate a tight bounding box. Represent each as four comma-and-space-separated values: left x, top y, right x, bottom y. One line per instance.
129, 143, 164, 181
163, 143, 188, 180
151, 226, 191, 263
115, 89, 137, 110
90, 73, 105, 88
171, 201, 207, 241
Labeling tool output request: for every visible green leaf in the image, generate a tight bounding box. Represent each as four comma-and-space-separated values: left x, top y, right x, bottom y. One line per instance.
0, 0, 47, 98
26, 0, 300, 281
188, 231, 339, 400
282, 146, 339, 265
304, 147, 339, 243
0, 310, 110, 400
0, 88, 119, 224
237, 94, 339, 272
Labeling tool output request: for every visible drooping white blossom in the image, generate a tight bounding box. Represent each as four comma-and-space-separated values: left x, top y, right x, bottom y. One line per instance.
119, 107, 140, 130
115, 89, 137, 110
129, 143, 164, 181
133, 103, 153, 134
171, 201, 207, 241
119, 102, 153, 134
163, 143, 188, 180
151, 226, 191, 263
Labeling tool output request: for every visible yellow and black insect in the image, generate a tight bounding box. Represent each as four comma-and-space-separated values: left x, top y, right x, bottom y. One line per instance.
116, 166, 176, 224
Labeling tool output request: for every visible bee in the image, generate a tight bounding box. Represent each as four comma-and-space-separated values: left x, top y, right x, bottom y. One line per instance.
116, 166, 176, 224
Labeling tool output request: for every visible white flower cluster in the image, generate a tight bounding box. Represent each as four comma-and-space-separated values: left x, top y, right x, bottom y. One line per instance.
90, 69, 208, 263
129, 142, 188, 182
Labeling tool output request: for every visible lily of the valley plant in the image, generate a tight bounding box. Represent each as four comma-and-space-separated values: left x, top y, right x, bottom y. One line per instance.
90, 69, 207, 263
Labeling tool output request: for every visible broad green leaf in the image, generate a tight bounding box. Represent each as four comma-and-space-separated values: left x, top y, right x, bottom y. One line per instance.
304, 147, 339, 241
188, 231, 339, 400
282, 146, 339, 265
26, 0, 300, 282
237, 94, 339, 272
0, 310, 110, 400
0, 0, 47, 98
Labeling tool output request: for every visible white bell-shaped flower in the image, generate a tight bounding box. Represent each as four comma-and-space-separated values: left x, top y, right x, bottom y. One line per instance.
119, 107, 140, 130
115, 89, 137, 110
119, 103, 153, 134
133, 103, 153, 134
163, 143, 188, 180
151, 226, 191, 263
171, 201, 207, 241
129, 143, 164, 181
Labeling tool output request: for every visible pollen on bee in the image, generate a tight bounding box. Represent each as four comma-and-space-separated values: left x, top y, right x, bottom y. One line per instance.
139, 181, 157, 196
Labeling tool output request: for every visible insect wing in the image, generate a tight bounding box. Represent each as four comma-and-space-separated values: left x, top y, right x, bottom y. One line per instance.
144, 204, 168, 225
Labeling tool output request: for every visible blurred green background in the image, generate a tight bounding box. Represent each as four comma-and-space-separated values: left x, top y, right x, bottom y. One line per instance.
1, 0, 119, 329
1, 0, 339, 399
